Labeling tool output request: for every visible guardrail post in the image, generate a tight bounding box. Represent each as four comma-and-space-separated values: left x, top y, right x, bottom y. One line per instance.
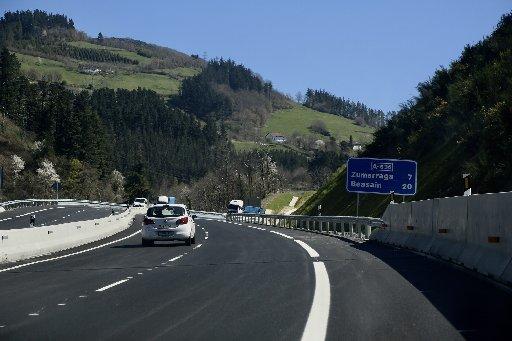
365, 224, 371, 239
350, 223, 355, 236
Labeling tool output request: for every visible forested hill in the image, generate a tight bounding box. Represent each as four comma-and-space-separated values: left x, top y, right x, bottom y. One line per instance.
298, 12, 512, 217
0, 47, 228, 201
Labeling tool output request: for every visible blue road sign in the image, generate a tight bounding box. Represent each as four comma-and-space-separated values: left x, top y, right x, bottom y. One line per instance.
346, 157, 417, 195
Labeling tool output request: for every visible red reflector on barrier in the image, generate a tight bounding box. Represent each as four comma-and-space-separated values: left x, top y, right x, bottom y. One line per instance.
488, 236, 500, 243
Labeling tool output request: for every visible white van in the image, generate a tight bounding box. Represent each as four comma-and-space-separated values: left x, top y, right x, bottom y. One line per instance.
227, 199, 244, 213
133, 198, 148, 207
157, 195, 169, 204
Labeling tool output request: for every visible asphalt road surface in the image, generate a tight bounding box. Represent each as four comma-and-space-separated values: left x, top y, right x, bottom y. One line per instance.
0, 216, 511, 340
0, 205, 124, 230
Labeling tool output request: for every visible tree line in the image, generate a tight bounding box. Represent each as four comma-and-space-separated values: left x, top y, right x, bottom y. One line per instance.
303, 88, 389, 127
0, 9, 74, 44
170, 58, 274, 119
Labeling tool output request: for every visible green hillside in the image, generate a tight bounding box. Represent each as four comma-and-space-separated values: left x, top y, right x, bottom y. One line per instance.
16, 52, 191, 95
298, 13, 512, 218
264, 105, 374, 144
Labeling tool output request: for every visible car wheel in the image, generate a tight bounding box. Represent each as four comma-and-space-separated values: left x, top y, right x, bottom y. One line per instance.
185, 235, 192, 246
142, 238, 153, 247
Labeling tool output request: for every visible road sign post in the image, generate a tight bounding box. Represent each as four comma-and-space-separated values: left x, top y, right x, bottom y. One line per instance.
346, 157, 417, 199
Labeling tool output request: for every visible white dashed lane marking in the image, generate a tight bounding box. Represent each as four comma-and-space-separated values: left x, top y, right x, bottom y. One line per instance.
95, 278, 130, 292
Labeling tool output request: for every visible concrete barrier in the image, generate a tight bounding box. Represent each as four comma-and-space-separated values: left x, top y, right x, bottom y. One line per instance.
0, 207, 144, 264
376, 191, 512, 286
430, 196, 467, 262
461, 193, 512, 279
405, 199, 434, 252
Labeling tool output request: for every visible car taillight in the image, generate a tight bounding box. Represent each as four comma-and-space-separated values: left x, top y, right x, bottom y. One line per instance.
177, 216, 188, 225
143, 217, 155, 225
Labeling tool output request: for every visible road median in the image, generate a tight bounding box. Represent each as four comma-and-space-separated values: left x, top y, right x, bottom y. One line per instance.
0, 207, 145, 264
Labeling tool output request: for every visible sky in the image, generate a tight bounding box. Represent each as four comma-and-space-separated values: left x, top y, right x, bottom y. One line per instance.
2, 0, 511, 112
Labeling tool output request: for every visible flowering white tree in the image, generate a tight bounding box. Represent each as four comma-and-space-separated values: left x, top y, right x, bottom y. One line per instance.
32, 140, 44, 152
111, 169, 125, 201
36, 159, 60, 185
11, 154, 25, 177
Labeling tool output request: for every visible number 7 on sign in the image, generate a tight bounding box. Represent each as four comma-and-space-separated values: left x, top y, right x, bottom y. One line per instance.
408, 174, 412, 180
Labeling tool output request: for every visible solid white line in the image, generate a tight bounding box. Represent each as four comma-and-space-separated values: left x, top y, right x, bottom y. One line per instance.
301, 262, 330, 341
95, 278, 130, 292
169, 255, 183, 262
0, 230, 141, 273
295, 240, 320, 258
193, 244, 202, 249
269, 230, 294, 239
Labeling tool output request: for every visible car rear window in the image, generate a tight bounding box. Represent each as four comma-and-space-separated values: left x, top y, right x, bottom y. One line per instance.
134, 198, 146, 203
147, 206, 185, 217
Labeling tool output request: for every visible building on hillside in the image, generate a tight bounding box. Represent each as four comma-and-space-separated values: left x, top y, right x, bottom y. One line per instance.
352, 143, 363, 151
265, 132, 287, 143
78, 65, 102, 75
313, 139, 326, 149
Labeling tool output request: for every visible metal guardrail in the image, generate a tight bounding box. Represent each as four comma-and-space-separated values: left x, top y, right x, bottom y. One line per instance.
189, 210, 227, 219
227, 213, 385, 240
0, 199, 128, 213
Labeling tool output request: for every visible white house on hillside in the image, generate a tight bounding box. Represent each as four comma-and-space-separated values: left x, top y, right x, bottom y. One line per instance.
265, 133, 286, 143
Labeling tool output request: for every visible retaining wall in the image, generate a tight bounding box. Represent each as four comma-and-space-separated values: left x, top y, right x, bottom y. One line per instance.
372, 192, 512, 285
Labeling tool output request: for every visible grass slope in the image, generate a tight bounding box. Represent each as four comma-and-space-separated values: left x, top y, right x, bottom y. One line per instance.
264, 105, 374, 143
263, 190, 315, 213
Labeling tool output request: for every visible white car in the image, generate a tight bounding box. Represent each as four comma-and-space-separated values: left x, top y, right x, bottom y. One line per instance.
141, 204, 196, 246
133, 198, 148, 207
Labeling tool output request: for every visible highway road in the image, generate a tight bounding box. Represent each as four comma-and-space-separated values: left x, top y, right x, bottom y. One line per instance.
0, 215, 511, 340
0, 205, 124, 230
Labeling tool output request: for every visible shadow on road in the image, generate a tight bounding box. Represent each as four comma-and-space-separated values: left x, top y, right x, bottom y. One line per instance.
351, 241, 512, 340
